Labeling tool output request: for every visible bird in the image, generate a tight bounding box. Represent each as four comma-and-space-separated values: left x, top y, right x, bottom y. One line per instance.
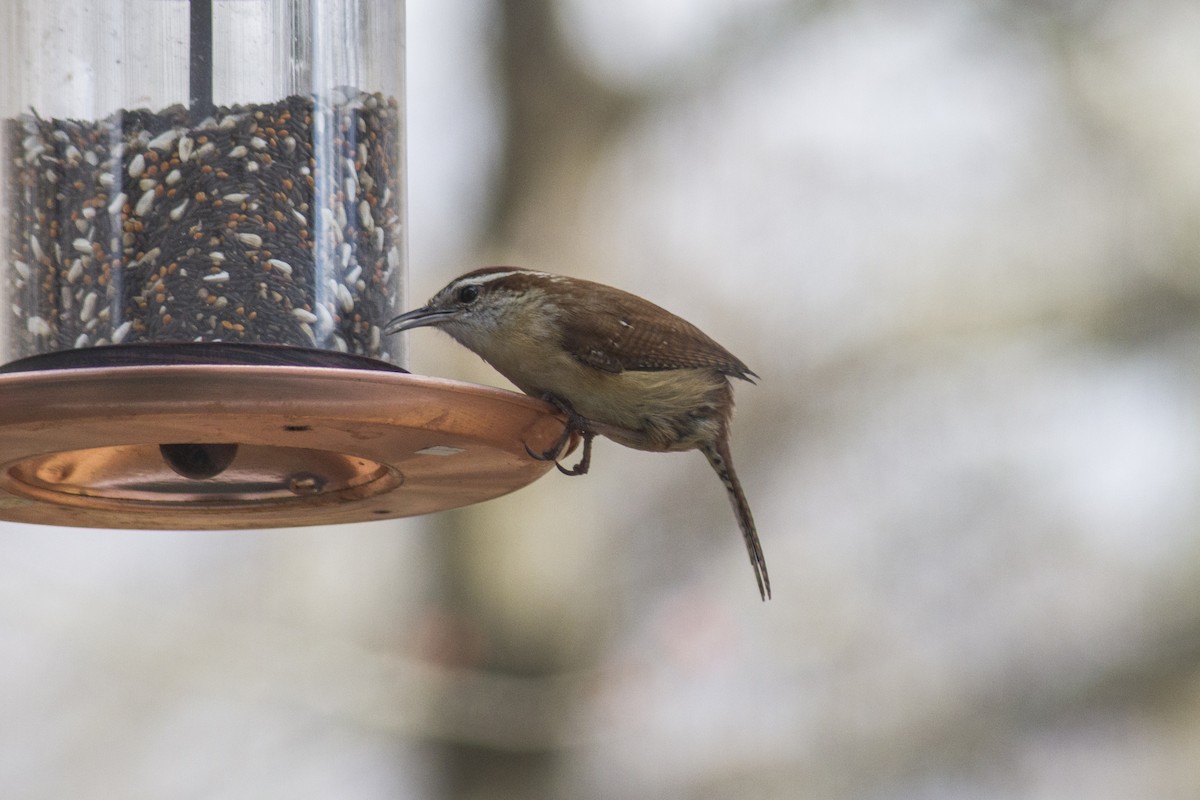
385, 267, 769, 600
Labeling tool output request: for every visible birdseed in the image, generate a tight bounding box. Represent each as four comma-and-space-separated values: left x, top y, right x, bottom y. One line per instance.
3, 90, 404, 362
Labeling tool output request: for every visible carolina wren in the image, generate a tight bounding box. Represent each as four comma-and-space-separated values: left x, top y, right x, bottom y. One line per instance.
385, 268, 769, 600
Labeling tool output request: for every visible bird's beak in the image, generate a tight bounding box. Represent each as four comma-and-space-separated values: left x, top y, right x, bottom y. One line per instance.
384, 306, 455, 335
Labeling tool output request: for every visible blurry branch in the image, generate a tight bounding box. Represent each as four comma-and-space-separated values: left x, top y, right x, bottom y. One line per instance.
220, 622, 592, 752
486, 0, 637, 243
484, 0, 835, 246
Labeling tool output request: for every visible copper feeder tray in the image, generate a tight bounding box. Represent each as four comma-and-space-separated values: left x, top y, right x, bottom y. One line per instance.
0, 344, 571, 529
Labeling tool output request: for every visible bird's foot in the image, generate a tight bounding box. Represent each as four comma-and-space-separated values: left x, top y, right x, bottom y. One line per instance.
524, 394, 595, 476
553, 431, 594, 476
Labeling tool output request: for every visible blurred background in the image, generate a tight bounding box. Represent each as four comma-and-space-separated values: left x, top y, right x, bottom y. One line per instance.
4, 0, 1200, 796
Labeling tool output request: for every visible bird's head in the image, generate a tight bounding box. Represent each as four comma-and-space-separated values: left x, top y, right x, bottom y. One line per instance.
384, 267, 560, 351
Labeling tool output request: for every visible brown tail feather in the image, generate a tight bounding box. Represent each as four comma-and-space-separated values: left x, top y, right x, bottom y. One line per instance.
702, 435, 770, 600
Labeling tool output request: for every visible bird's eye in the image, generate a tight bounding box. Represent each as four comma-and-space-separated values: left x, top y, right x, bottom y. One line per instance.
457, 285, 480, 304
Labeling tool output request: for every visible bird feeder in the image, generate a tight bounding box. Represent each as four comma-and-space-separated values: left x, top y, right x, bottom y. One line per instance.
0, 0, 566, 529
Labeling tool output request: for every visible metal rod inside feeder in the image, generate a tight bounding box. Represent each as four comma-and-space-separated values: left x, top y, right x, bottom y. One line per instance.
167, 0, 226, 477
189, 0, 214, 123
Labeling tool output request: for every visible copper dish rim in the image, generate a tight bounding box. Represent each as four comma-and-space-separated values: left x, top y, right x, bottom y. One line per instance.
0, 363, 570, 530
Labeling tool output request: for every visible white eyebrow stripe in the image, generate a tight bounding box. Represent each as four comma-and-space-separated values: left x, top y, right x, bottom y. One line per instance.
461, 270, 528, 285
450, 271, 567, 296
458, 269, 558, 287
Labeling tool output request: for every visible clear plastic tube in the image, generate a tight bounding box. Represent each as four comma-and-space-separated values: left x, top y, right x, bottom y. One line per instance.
0, 0, 407, 364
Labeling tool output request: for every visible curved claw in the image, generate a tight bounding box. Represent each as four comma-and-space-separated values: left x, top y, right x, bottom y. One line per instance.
524, 441, 559, 462
555, 431, 594, 476
524, 394, 596, 477
524, 419, 574, 463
